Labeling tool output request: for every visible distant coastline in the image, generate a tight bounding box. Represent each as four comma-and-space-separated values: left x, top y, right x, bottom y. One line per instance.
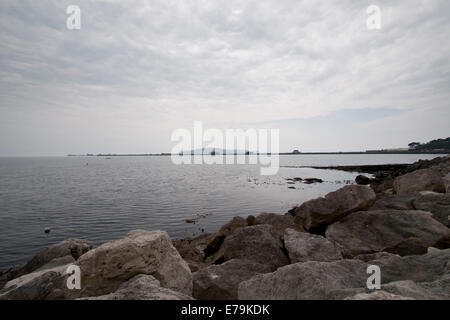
67, 150, 450, 157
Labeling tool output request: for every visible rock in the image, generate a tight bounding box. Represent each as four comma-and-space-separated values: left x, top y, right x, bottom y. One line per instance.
393, 168, 446, 195
326, 210, 450, 258
366, 249, 450, 284
75, 230, 192, 297
238, 259, 369, 300
303, 178, 323, 184
283, 228, 342, 263
238, 249, 450, 300
223, 225, 289, 271
380, 275, 450, 300
173, 233, 214, 272
192, 259, 271, 300
355, 175, 372, 185
204, 217, 248, 262
353, 252, 399, 262
294, 185, 376, 232
0, 257, 74, 300
445, 173, 450, 193
253, 213, 304, 239
369, 194, 416, 211
79, 275, 193, 300
16, 238, 93, 278
412, 192, 450, 227
345, 291, 414, 300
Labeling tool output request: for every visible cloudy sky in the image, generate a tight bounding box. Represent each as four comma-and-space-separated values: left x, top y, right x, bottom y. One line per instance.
0, 0, 449, 156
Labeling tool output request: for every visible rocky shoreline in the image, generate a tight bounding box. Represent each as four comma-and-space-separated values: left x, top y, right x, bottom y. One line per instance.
1, 156, 449, 300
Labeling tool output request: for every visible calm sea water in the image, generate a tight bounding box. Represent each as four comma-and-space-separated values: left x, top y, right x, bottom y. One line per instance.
0, 154, 442, 270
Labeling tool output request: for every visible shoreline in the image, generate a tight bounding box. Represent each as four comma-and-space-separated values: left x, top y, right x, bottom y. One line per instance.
1, 155, 449, 300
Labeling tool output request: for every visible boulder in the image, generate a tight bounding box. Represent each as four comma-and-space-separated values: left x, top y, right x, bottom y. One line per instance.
16, 238, 93, 277
355, 175, 372, 185
369, 194, 416, 211
344, 291, 414, 300
173, 233, 215, 272
253, 213, 304, 239
0, 257, 74, 300
412, 192, 450, 227
203, 217, 248, 263
294, 185, 376, 232
238, 259, 369, 300
193, 259, 271, 300
79, 275, 193, 300
326, 210, 450, 258
444, 173, 450, 193
238, 249, 450, 300
380, 276, 450, 300
283, 228, 342, 263
223, 225, 289, 271
393, 168, 446, 195
353, 252, 399, 262
75, 230, 192, 297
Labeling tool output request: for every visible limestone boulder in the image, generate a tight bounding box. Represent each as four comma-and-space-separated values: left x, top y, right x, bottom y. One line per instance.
75, 230, 192, 297
223, 225, 289, 271
79, 275, 193, 300
284, 228, 342, 263
193, 259, 271, 300
325, 210, 450, 258
393, 168, 445, 195
294, 185, 376, 232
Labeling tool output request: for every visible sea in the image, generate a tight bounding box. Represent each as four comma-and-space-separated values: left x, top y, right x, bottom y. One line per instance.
0, 153, 443, 270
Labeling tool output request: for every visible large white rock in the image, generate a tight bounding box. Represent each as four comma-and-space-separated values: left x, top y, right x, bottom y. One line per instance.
75, 230, 192, 297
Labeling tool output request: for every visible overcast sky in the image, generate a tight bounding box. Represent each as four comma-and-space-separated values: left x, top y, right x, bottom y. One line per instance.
0, 0, 449, 156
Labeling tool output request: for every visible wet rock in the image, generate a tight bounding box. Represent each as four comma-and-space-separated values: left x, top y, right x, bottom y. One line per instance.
303, 178, 323, 184
223, 225, 289, 271
75, 230, 192, 297
193, 259, 271, 300
284, 228, 342, 263
294, 185, 376, 232
326, 210, 450, 258
355, 175, 372, 185
79, 275, 193, 300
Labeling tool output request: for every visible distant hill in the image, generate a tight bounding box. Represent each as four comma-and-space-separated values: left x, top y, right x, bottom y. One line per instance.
411, 137, 450, 152
181, 148, 253, 155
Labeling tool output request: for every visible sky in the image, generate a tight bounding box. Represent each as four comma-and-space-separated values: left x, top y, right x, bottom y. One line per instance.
0, 0, 449, 156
